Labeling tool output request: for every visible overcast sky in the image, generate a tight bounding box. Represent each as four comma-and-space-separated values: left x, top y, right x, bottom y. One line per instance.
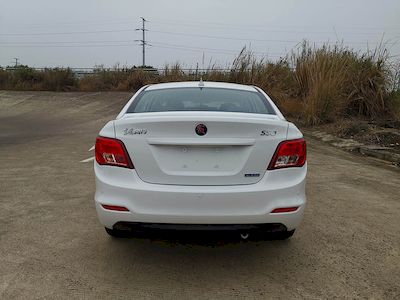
0, 0, 399, 68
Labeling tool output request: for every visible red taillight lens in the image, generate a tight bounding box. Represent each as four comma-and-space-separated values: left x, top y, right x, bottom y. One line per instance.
95, 136, 134, 169
268, 138, 306, 170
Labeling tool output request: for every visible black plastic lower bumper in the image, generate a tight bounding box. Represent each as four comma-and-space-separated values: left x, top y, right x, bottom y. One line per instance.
114, 222, 287, 232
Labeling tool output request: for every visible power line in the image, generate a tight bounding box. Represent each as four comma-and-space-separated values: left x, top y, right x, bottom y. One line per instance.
0, 38, 283, 56
149, 18, 400, 33
0, 38, 397, 58
6, 18, 135, 28
150, 30, 299, 43
149, 41, 283, 56
150, 44, 248, 56
5, 16, 400, 33
0, 35, 388, 48
0, 38, 284, 56
150, 30, 399, 46
1, 34, 396, 48
0, 40, 133, 45
0, 26, 396, 47
150, 44, 241, 56
2, 39, 396, 59
0, 43, 135, 48
148, 43, 284, 58
149, 19, 400, 36
0, 29, 132, 36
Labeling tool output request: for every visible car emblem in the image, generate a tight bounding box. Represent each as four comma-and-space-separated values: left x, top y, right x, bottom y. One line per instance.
195, 124, 207, 136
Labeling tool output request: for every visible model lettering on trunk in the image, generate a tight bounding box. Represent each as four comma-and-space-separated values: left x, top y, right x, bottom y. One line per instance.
124, 128, 147, 135
244, 173, 260, 177
261, 130, 277, 136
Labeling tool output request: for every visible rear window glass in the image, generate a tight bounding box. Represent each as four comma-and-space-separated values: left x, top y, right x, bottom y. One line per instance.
127, 87, 275, 115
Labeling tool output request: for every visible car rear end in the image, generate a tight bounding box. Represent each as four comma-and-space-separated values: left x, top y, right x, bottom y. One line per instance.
94, 82, 306, 238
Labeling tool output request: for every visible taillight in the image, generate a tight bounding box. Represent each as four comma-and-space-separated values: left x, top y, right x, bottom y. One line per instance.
268, 138, 306, 170
95, 136, 134, 169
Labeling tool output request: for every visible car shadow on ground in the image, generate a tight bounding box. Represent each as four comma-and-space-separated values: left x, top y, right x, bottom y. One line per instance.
93, 229, 300, 284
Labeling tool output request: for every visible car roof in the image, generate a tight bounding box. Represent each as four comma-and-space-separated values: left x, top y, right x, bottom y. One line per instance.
145, 81, 258, 92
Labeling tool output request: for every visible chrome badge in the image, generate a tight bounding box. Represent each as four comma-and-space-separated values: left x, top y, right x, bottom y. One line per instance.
261, 130, 277, 136
123, 128, 147, 135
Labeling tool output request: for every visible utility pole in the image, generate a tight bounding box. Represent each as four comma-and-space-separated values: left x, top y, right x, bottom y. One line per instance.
135, 17, 148, 67
13, 58, 19, 67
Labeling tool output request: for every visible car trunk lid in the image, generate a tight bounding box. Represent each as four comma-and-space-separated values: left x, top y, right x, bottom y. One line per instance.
114, 112, 288, 185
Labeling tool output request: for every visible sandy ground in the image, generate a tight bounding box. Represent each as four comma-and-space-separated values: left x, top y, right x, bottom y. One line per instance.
0, 91, 399, 299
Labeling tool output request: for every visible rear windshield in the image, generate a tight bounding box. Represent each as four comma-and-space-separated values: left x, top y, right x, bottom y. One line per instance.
127, 87, 275, 115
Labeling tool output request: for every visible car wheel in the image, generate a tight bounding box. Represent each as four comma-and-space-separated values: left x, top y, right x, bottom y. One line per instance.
105, 227, 131, 238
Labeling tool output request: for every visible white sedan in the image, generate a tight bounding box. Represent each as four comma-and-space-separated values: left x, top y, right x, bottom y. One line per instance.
94, 81, 306, 239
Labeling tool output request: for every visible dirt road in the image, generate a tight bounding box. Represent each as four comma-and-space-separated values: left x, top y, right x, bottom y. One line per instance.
0, 91, 399, 299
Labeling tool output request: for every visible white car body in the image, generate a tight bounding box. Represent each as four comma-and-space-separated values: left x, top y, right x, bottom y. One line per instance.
94, 81, 306, 237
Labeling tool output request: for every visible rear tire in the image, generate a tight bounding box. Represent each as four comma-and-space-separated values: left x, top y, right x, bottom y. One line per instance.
273, 229, 295, 240
105, 227, 131, 238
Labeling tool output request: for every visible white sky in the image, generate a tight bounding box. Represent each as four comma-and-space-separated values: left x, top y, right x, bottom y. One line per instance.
0, 0, 399, 68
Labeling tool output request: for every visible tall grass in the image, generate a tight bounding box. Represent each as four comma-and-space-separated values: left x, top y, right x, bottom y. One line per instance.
0, 43, 399, 124
0, 66, 76, 91
293, 44, 393, 124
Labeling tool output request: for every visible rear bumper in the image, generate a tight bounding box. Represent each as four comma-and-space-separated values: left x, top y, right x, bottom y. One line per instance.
94, 163, 307, 231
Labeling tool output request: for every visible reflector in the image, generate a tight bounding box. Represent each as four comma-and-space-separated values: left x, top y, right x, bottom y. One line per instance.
101, 204, 129, 212
271, 207, 299, 213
